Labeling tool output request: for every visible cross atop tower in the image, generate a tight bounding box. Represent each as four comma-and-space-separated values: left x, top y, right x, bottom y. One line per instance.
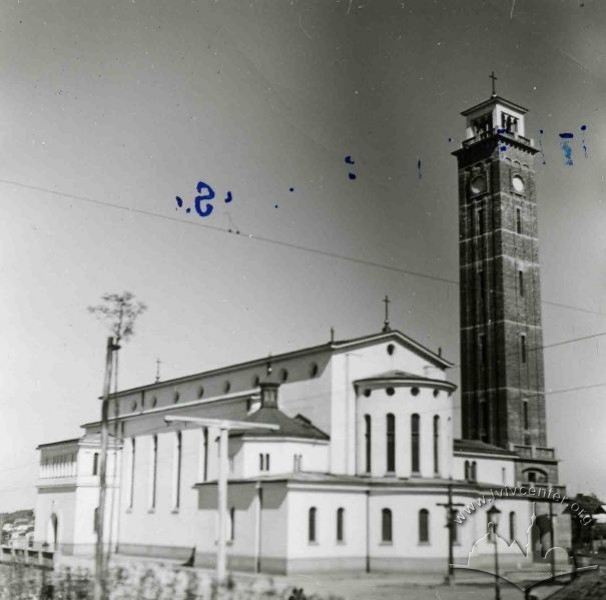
382, 295, 391, 333
490, 71, 497, 97
266, 353, 273, 376
155, 358, 161, 383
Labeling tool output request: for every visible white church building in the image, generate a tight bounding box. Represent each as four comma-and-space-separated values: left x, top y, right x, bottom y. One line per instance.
34, 327, 569, 573
34, 88, 572, 574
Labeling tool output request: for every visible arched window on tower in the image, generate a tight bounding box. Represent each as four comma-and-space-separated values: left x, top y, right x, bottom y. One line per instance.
433, 415, 440, 475
464, 460, 470, 480
411, 414, 420, 474
364, 415, 372, 473
386, 413, 396, 473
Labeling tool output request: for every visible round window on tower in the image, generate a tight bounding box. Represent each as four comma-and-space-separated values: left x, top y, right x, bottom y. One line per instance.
512, 175, 525, 194
470, 174, 487, 195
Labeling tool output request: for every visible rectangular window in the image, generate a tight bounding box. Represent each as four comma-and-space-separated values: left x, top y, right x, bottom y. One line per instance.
92, 452, 99, 476
477, 207, 485, 236
523, 401, 529, 430
259, 453, 264, 471
364, 415, 372, 473
479, 334, 487, 368
411, 414, 420, 474
386, 414, 396, 473
516, 208, 522, 234
518, 270, 524, 297
128, 438, 136, 509
173, 431, 182, 510
149, 435, 158, 510
202, 428, 208, 482
265, 453, 270, 471
521, 334, 527, 363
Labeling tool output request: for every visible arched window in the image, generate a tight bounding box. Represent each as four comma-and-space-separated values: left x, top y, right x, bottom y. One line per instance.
509, 511, 516, 542
419, 509, 429, 543
433, 415, 440, 475
470, 461, 477, 482
229, 507, 236, 541
308, 507, 317, 543
364, 415, 372, 473
464, 460, 470, 480
381, 508, 393, 543
336, 507, 345, 542
386, 413, 396, 473
411, 414, 420, 473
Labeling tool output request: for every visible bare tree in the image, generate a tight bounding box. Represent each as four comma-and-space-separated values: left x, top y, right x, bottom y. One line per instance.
88, 291, 147, 345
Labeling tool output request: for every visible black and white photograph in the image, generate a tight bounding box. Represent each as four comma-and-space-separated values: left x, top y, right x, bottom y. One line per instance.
1, 1, 606, 599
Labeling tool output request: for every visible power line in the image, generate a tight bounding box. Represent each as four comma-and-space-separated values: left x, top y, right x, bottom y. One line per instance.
2, 178, 605, 318
451, 328, 606, 370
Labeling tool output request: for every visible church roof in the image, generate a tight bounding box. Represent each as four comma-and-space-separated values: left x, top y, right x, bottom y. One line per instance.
229, 408, 329, 441
354, 370, 457, 391
108, 329, 452, 399
454, 438, 518, 457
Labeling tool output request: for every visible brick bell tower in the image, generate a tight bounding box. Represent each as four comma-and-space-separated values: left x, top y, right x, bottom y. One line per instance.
453, 77, 559, 485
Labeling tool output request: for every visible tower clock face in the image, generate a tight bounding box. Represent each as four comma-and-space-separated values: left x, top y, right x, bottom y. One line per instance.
470, 175, 487, 195
512, 175, 525, 193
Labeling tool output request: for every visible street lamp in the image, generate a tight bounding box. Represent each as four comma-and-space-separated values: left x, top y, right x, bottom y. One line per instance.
486, 505, 502, 600
164, 415, 279, 583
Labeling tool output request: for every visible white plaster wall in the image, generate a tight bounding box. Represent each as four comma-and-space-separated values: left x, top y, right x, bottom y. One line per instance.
233, 439, 329, 479
453, 454, 516, 487
356, 386, 453, 479
286, 488, 367, 560
118, 427, 211, 552
330, 340, 450, 476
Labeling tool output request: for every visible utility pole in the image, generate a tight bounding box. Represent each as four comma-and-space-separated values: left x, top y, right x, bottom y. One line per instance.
94, 336, 119, 600
437, 484, 464, 584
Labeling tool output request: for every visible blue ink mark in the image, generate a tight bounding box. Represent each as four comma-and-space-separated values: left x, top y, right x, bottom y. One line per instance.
417, 159, 422, 179
175, 196, 183, 210
538, 129, 546, 165
275, 204, 278, 208
580, 125, 588, 159
345, 155, 357, 180
558, 133, 574, 166
500, 145, 507, 152
186, 207, 191, 214
448, 137, 452, 143
194, 180, 216, 217
289, 187, 294, 192
225, 191, 233, 203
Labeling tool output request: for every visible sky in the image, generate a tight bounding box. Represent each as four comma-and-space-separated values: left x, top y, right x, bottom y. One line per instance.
1, 0, 605, 512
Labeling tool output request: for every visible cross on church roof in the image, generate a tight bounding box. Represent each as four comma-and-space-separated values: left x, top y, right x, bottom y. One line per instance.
382, 295, 391, 333
490, 71, 497, 97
